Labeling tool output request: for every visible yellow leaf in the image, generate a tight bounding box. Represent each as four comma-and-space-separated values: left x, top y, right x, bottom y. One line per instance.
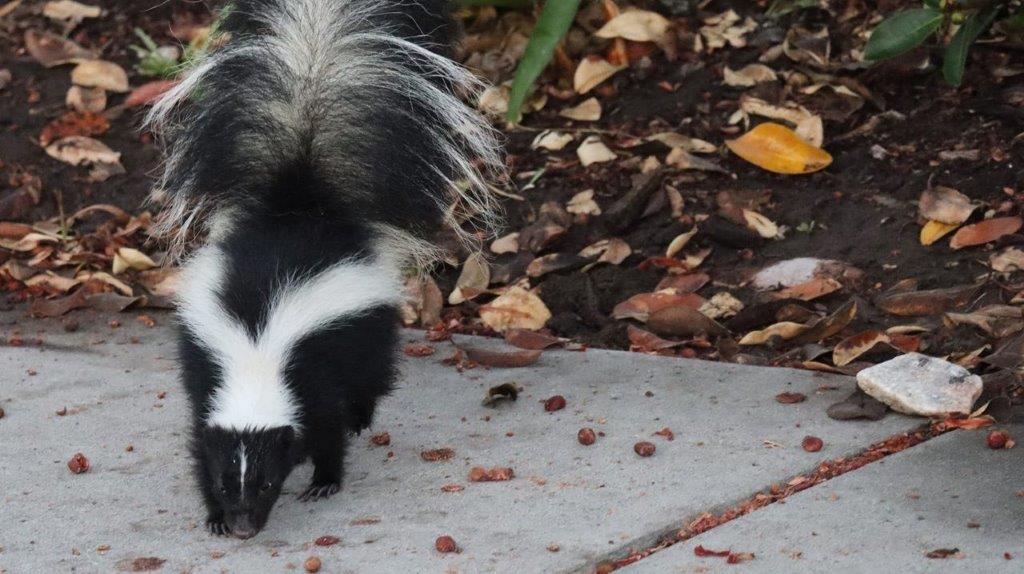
479, 286, 552, 333
919, 220, 959, 246
725, 122, 832, 175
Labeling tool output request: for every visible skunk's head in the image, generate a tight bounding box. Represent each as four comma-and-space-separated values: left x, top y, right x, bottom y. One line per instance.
200, 425, 300, 539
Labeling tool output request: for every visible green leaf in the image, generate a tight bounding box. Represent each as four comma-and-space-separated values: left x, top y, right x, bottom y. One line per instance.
943, 7, 1001, 86
864, 8, 943, 61
922, 0, 941, 9
456, 0, 534, 7
506, 0, 581, 123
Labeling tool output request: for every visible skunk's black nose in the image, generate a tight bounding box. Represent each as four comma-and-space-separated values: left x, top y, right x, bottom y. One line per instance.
228, 515, 257, 539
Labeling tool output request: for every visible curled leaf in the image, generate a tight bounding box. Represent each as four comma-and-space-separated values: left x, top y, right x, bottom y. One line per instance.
949, 217, 1023, 250
574, 56, 626, 94
919, 220, 959, 246
833, 330, 892, 367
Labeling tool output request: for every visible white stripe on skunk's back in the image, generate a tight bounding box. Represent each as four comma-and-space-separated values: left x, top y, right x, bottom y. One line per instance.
178, 246, 402, 432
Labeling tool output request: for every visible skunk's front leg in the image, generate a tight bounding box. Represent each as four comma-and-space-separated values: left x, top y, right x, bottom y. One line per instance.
198, 474, 229, 535
298, 423, 346, 501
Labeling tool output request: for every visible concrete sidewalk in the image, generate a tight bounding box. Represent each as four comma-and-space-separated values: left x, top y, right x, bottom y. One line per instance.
0, 310, 1017, 573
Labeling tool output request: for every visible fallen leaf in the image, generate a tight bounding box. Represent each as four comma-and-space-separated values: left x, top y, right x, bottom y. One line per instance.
791, 300, 857, 344
991, 247, 1024, 273
595, 10, 672, 46
43, 1, 101, 24
39, 111, 109, 146
795, 115, 824, 148
775, 392, 807, 404
739, 96, 815, 126
949, 217, 1023, 249
699, 292, 744, 320
919, 185, 975, 224
627, 325, 687, 352
739, 321, 809, 345
526, 253, 589, 278
420, 448, 455, 462
65, 85, 106, 113
657, 272, 709, 293
573, 56, 625, 94
45, 136, 121, 166
770, 277, 842, 301
875, 283, 980, 316
742, 209, 778, 238
613, 291, 704, 322
726, 122, 832, 174
723, 63, 777, 87
784, 25, 830, 68
448, 252, 489, 305
694, 545, 731, 557
647, 306, 727, 337
646, 132, 717, 154
480, 287, 552, 332
665, 228, 698, 257
123, 79, 180, 108
459, 345, 542, 368
490, 232, 519, 255
71, 60, 130, 93
29, 290, 88, 317
577, 136, 616, 166
833, 330, 892, 366
482, 382, 520, 407
531, 130, 573, 152
566, 189, 601, 215
468, 466, 514, 482
505, 329, 563, 350
579, 238, 631, 265
665, 148, 729, 173
919, 220, 959, 245
945, 306, 1024, 338
826, 388, 888, 420
24, 29, 96, 67
559, 97, 602, 121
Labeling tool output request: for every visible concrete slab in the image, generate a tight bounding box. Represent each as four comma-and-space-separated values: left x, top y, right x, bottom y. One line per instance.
0, 311, 923, 573
623, 425, 1024, 574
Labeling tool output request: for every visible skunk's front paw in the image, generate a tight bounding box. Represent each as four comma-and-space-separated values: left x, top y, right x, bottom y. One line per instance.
298, 481, 340, 502
206, 514, 230, 536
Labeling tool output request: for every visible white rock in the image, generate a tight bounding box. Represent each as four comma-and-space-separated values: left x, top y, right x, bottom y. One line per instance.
856, 353, 982, 417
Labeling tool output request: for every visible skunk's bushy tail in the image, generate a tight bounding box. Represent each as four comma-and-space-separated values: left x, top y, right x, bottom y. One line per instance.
146, 0, 502, 266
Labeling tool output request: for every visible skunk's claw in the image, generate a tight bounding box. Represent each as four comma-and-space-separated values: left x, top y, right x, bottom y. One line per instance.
206, 516, 230, 536
298, 482, 340, 502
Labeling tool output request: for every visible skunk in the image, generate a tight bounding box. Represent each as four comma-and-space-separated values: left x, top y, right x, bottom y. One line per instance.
146, 0, 500, 539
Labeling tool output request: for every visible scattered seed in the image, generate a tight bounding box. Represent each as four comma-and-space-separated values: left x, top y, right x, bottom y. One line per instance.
802, 436, 823, 452
468, 466, 514, 482
67, 452, 89, 474
775, 392, 807, 404
303, 556, 322, 572
420, 448, 454, 462
634, 441, 656, 457
544, 395, 566, 412
403, 343, 435, 357
653, 427, 674, 441
987, 430, 1011, 450
441, 484, 464, 493
578, 427, 597, 445
314, 535, 340, 547
370, 432, 390, 446
435, 535, 459, 553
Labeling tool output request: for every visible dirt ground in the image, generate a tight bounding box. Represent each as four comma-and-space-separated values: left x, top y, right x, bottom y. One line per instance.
1, 0, 1023, 380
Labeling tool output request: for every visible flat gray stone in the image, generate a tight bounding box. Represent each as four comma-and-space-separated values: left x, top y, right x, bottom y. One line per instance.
858, 353, 982, 416
622, 424, 1024, 573
0, 311, 922, 573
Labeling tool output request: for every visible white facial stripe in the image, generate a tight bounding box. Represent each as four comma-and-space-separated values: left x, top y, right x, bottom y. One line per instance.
179, 245, 402, 432
238, 442, 247, 500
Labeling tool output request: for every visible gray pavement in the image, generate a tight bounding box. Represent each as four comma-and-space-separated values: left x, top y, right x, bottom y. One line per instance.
0, 310, 1010, 573
623, 424, 1024, 573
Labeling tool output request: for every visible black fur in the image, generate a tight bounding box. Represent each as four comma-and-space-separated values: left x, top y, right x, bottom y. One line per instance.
168, 0, 473, 539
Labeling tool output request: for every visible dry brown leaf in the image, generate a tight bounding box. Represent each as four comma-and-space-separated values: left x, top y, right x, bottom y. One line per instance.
795, 116, 824, 148
700, 10, 757, 52
566, 189, 601, 215
612, 291, 704, 322
919, 186, 975, 225
559, 97, 602, 121
742, 209, 778, 238
526, 253, 589, 278
112, 248, 156, 274
949, 217, 1023, 249
945, 306, 1024, 338
459, 345, 542, 368
532, 130, 573, 151
990, 247, 1024, 273
739, 321, 809, 345
448, 252, 490, 305
770, 277, 842, 301
124, 79, 180, 108
875, 283, 980, 317
646, 132, 716, 154
739, 96, 815, 126
833, 330, 892, 366
595, 10, 672, 45
479, 286, 552, 332
656, 272, 710, 293
44, 136, 121, 166
726, 122, 832, 175
647, 306, 727, 337
665, 228, 698, 257
573, 56, 625, 94
490, 232, 519, 255
71, 60, 129, 93
919, 220, 959, 246
65, 85, 106, 113
579, 238, 630, 265
43, 1, 101, 24
723, 64, 777, 87
699, 292, 744, 320
627, 325, 686, 352
505, 329, 564, 350
39, 111, 109, 146
665, 148, 728, 173
791, 300, 857, 344
577, 136, 616, 166
24, 29, 96, 67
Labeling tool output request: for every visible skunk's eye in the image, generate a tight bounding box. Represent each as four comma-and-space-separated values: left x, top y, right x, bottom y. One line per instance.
260, 482, 273, 492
